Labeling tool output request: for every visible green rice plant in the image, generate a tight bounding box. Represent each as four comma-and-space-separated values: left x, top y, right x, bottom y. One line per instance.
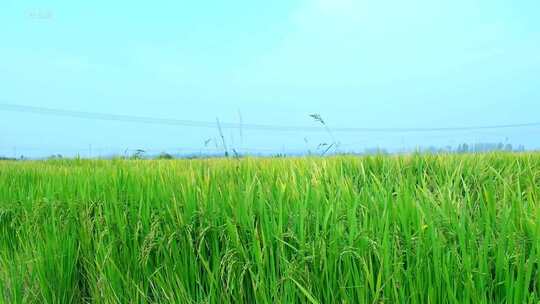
1, 153, 540, 303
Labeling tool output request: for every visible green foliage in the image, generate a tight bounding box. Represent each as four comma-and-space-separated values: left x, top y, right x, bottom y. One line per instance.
156, 152, 174, 160
1, 154, 540, 303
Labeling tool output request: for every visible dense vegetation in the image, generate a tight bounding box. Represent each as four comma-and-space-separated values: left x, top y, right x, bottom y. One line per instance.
1, 154, 540, 303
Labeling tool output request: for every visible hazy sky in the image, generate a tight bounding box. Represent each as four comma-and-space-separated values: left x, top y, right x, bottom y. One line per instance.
1, 0, 539, 157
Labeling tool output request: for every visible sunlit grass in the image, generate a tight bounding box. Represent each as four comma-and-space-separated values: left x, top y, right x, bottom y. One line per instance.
1, 153, 540, 303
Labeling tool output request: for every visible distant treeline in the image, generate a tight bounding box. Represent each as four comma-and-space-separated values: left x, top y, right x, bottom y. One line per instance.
0, 142, 530, 161
0, 156, 18, 161
418, 142, 525, 154
363, 142, 526, 155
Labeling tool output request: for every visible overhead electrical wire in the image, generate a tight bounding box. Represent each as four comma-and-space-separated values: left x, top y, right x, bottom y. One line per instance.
1, 103, 540, 133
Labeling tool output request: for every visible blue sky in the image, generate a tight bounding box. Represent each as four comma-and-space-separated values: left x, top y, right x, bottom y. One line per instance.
1, 0, 539, 157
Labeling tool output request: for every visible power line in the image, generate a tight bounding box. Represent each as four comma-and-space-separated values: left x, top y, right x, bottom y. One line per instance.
1, 103, 540, 133
0, 146, 279, 153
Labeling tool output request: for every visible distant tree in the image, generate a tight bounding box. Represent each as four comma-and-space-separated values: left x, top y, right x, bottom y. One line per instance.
157, 152, 174, 159
47, 154, 63, 160
131, 149, 146, 159
457, 143, 469, 153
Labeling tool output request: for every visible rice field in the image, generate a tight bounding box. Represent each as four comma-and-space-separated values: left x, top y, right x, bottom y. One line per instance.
1, 153, 540, 303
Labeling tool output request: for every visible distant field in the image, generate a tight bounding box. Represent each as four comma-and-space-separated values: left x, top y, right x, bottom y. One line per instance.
1, 154, 540, 303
